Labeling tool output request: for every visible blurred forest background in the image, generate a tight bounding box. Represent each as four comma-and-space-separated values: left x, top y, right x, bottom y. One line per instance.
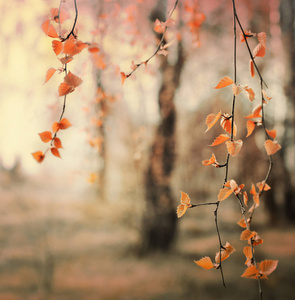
0, 0, 294, 299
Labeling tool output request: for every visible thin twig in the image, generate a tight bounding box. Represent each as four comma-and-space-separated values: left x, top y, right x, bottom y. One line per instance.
125, 0, 179, 78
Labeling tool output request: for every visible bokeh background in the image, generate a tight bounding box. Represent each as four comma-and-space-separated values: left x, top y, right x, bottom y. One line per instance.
0, 0, 294, 299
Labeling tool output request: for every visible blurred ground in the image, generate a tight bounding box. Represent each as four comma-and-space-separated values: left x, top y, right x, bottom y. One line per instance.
0, 176, 294, 300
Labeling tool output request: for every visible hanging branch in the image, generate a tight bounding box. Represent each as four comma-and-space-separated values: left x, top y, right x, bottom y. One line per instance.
121, 0, 179, 82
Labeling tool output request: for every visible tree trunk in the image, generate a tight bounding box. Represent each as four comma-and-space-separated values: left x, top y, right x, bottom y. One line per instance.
279, 0, 295, 221
140, 37, 184, 253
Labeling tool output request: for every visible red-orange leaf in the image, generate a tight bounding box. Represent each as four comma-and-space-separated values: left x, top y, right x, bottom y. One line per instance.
205, 111, 221, 132
258, 260, 278, 276
50, 8, 69, 24
54, 137, 63, 149
215, 242, 236, 263
220, 115, 237, 136
249, 60, 255, 78
45, 68, 56, 84
226, 140, 243, 157
266, 129, 277, 139
64, 71, 83, 88
257, 32, 266, 48
51, 147, 61, 158
253, 43, 266, 58
218, 187, 233, 201
59, 82, 73, 96
256, 181, 271, 192
210, 134, 230, 146
264, 139, 281, 156
244, 86, 255, 102
241, 266, 259, 279
202, 153, 219, 167
240, 229, 256, 241
177, 191, 193, 218
246, 120, 256, 137
262, 89, 272, 102
120, 72, 127, 86
32, 151, 45, 163
52, 40, 63, 55
41, 20, 59, 38
237, 218, 248, 228
39, 131, 52, 143
214, 76, 233, 89
52, 118, 72, 132
194, 257, 214, 270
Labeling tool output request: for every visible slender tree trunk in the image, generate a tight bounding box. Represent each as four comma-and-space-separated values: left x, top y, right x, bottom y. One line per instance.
141, 38, 184, 253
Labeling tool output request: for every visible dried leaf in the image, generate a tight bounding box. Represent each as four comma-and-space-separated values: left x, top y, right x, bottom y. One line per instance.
194, 257, 214, 270
218, 187, 233, 201
226, 140, 243, 157
246, 120, 256, 137
240, 229, 256, 241
41, 19, 59, 38
51, 147, 61, 158
45, 68, 56, 84
38, 131, 52, 143
264, 139, 281, 155
253, 43, 266, 58
32, 151, 45, 163
210, 134, 230, 146
214, 76, 233, 89
52, 40, 63, 55
258, 260, 278, 276
205, 111, 221, 132
266, 129, 277, 139
249, 60, 255, 78
257, 32, 266, 48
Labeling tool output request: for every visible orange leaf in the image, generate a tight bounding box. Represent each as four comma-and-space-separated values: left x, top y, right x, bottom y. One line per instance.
243, 246, 253, 261
243, 191, 248, 206
54, 137, 63, 149
262, 89, 272, 102
253, 43, 266, 58
88, 43, 100, 53
202, 153, 218, 166
59, 56, 73, 64
58, 82, 73, 96
257, 32, 266, 48
215, 242, 236, 263
241, 265, 259, 279
232, 83, 243, 96
38, 131, 52, 143
258, 260, 278, 276
237, 218, 248, 228
226, 140, 243, 157
250, 183, 259, 205
218, 187, 233, 201
177, 191, 192, 218
52, 40, 63, 55
240, 30, 255, 42
210, 134, 230, 146
194, 257, 214, 270
52, 118, 72, 132
220, 115, 237, 136
214, 76, 233, 89
256, 181, 271, 192
51, 147, 61, 158
32, 151, 45, 163
264, 140, 281, 156
64, 71, 83, 88
50, 8, 69, 24
120, 72, 127, 86
240, 229, 256, 241
249, 60, 255, 78
265, 129, 277, 139
41, 19, 59, 38
244, 86, 255, 102
45, 68, 56, 84
205, 111, 221, 132
246, 120, 256, 137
